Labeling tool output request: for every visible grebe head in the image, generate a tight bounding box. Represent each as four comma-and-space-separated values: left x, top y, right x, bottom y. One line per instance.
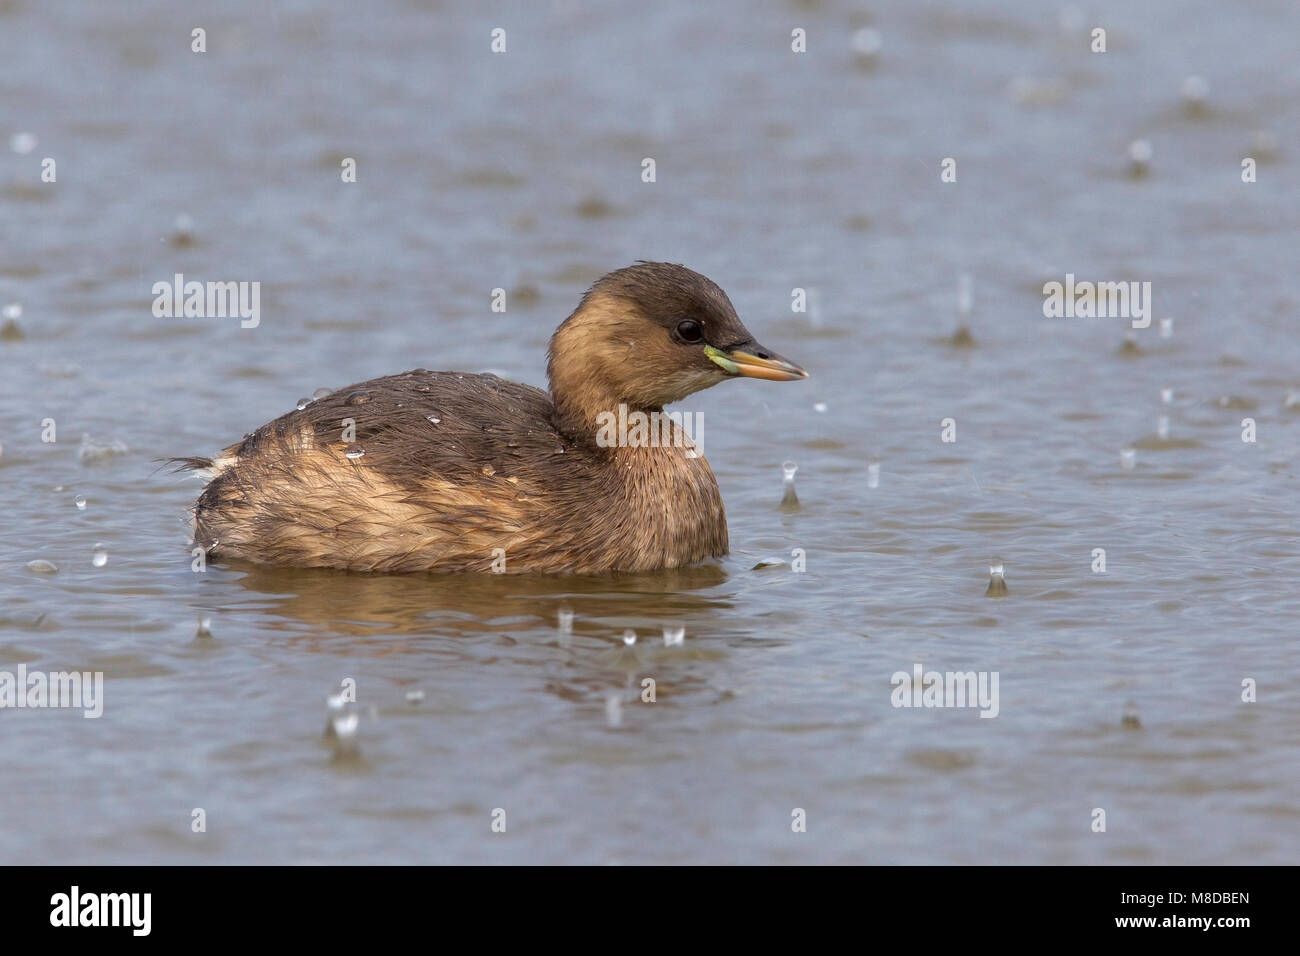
547, 262, 807, 430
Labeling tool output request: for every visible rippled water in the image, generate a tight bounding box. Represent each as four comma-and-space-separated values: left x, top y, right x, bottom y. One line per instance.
2, 0, 1298, 864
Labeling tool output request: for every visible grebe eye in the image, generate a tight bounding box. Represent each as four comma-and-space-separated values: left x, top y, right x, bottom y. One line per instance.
676, 320, 703, 343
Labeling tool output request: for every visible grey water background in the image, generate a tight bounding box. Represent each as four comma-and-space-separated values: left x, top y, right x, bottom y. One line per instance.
2, 0, 1297, 864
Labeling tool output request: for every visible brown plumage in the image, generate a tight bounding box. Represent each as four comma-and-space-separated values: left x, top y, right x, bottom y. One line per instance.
176, 262, 807, 573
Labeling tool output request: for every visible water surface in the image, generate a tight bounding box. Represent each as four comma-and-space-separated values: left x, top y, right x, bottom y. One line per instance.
1, 0, 1298, 864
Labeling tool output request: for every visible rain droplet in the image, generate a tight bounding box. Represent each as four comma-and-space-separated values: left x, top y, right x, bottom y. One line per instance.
1159, 317, 1173, 339
426, 414, 441, 424
344, 444, 365, 460
1161, 387, 1173, 405
1156, 415, 1170, 440
1284, 390, 1300, 410
171, 213, 195, 246
604, 693, 623, 729
867, 461, 881, 489
26, 559, 58, 573
1127, 139, 1153, 176
91, 543, 108, 567
1058, 3, 1085, 33
621, 629, 637, 646
1121, 700, 1142, 729
557, 608, 574, 646
196, 616, 213, 638
312, 387, 333, 400
813, 402, 828, 413
1250, 130, 1280, 161
74, 494, 87, 510
296, 397, 311, 410
326, 693, 347, 714
957, 273, 973, 316
684, 448, 698, 459
405, 690, 425, 705
331, 712, 361, 754
10, 131, 37, 154
554, 445, 565, 454
663, 625, 685, 647
780, 460, 799, 509
1181, 74, 1210, 113
345, 390, 370, 405
2, 302, 22, 320
850, 27, 883, 59
985, 558, 1008, 597
1120, 447, 1137, 470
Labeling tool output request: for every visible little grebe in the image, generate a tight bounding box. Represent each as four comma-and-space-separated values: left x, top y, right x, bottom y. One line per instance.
176, 262, 807, 573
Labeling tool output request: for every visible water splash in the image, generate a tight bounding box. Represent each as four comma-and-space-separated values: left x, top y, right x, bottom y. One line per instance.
1121, 700, 1142, 729
1120, 448, 1137, 470
2, 302, 21, 320
663, 625, 685, 647
1181, 75, 1210, 116
866, 461, 881, 489
1159, 317, 1173, 339
621, 629, 637, 647
196, 616, 213, 638
985, 558, 1008, 597
850, 28, 882, 68
171, 213, 195, 247
78, 435, 129, 464
556, 608, 574, 647
604, 693, 623, 729
1127, 139, 1153, 177
405, 690, 425, 705
957, 273, 973, 316
780, 459, 800, 510
91, 543, 108, 568
330, 712, 361, 757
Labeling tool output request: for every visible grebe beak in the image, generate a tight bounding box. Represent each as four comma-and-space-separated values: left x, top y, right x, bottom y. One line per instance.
705, 344, 808, 381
